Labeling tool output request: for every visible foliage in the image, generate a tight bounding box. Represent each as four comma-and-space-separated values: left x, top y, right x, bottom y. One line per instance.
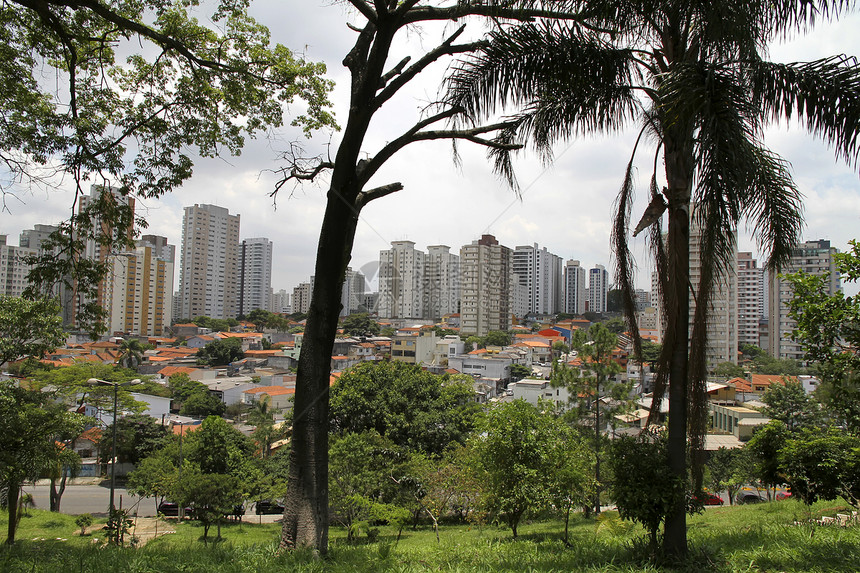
341, 314, 380, 337
760, 380, 822, 431
97, 414, 168, 466
706, 447, 743, 505
11, 1, 333, 336
484, 330, 512, 347
0, 296, 65, 366
609, 430, 690, 548
509, 363, 532, 382
744, 421, 790, 490
328, 431, 405, 542
329, 361, 480, 455
126, 452, 177, 504
197, 337, 244, 367
472, 400, 588, 538
193, 317, 239, 333
169, 374, 226, 418
714, 362, 745, 380
117, 339, 146, 371
0, 382, 85, 544
74, 513, 93, 536
446, 0, 860, 559
246, 309, 274, 332
786, 239, 860, 431
601, 317, 627, 335
175, 468, 244, 544
639, 340, 661, 364
778, 428, 860, 507
185, 416, 255, 476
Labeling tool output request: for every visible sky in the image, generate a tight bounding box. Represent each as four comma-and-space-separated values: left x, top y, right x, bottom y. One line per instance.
2, 2, 860, 298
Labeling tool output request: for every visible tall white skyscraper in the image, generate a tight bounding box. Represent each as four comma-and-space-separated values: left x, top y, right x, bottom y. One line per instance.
341, 267, 366, 317
737, 252, 764, 348
588, 264, 609, 313
769, 239, 840, 360
178, 204, 240, 320
378, 241, 426, 319
270, 289, 290, 314
563, 259, 586, 315
460, 235, 513, 336
425, 245, 460, 320
238, 237, 273, 317
512, 243, 562, 316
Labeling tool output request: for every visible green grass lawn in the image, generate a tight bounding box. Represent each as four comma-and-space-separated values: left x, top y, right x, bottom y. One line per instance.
2, 500, 860, 572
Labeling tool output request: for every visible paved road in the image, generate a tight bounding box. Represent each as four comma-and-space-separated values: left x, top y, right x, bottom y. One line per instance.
21, 483, 283, 523
23, 483, 139, 517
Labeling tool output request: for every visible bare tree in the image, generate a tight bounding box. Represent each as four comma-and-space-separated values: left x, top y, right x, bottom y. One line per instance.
274, 0, 582, 555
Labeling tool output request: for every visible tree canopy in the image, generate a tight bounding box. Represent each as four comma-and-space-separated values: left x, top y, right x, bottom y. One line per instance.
8, 0, 334, 335
0, 296, 65, 366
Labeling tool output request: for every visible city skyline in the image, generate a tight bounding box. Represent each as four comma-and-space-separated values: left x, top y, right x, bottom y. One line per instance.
2, 3, 859, 298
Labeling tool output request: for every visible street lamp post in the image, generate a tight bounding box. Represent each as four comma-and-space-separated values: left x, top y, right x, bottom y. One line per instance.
88, 378, 141, 515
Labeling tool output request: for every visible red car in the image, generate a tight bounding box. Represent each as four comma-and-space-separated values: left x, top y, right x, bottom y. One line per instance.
695, 492, 724, 506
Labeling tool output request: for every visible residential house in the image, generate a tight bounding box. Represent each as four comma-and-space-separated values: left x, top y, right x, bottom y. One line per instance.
242, 385, 295, 411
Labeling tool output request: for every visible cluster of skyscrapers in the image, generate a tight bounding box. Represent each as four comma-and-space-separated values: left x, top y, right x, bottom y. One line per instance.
0, 186, 843, 365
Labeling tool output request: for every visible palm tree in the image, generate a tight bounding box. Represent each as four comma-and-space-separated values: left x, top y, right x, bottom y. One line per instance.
117, 338, 145, 371
446, 0, 860, 557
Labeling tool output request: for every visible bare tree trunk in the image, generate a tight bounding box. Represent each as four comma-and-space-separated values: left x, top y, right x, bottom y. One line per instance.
280, 184, 362, 555
5, 479, 19, 545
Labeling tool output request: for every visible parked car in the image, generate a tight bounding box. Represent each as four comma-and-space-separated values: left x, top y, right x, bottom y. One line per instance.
157, 501, 192, 517
735, 487, 767, 504
694, 491, 724, 506
255, 500, 285, 515
776, 491, 792, 500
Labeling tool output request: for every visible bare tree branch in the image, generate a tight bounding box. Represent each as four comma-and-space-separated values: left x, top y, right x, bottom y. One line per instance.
356, 182, 404, 208
347, 0, 378, 24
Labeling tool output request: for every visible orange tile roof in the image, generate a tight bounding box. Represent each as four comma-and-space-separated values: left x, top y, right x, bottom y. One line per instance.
79, 427, 102, 442
172, 423, 202, 435
159, 366, 197, 377
468, 348, 488, 355
173, 323, 198, 327
217, 332, 263, 339
244, 385, 295, 396
244, 350, 281, 357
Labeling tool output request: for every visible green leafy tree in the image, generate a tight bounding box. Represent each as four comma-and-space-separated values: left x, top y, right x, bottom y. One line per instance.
98, 413, 168, 466
510, 363, 532, 382
554, 323, 625, 515
745, 421, 790, 495
341, 314, 381, 337
714, 362, 745, 380
0, 296, 65, 367
706, 447, 742, 506
246, 309, 273, 332
0, 382, 84, 544
127, 452, 178, 509
329, 361, 480, 455
609, 429, 690, 550
447, 0, 860, 557
175, 469, 243, 545
328, 431, 409, 542
761, 379, 822, 431
472, 400, 586, 538
197, 337, 244, 366
11, 2, 333, 336
185, 416, 254, 476
484, 330, 512, 347
180, 391, 227, 419
640, 340, 662, 364
778, 428, 860, 506
785, 239, 860, 431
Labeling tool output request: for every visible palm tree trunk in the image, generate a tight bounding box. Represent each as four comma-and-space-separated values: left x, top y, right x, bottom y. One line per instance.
279, 180, 362, 556
661, 133, 694, 559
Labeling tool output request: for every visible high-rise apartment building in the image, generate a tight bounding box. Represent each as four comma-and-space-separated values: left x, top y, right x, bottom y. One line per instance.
178, 204, 240, 320
0, 235, 35, 298
688, 214, 738, 366
769, 239, 840, 360
512, 243, 562, 317
563, 259, 586, 315
378, 241, 426, 319
341, 268, 367, 317
425, 245, 460, 320
460, 234, 513, 336
238, 237, 273, 317
270, 289, 290, 314
737, 252, 764, 348
292, 280, 313, 315
106, 236, 174, 336
588, 264, 609, 313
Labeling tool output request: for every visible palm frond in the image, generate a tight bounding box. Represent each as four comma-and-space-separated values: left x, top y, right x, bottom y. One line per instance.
751, 56, 860, 170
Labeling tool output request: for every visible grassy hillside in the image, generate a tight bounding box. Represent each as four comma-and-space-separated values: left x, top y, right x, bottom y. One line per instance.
2, 499, 859, 572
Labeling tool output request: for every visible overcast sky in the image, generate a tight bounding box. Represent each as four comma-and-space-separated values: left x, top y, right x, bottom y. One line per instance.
2, 2, 860, 298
